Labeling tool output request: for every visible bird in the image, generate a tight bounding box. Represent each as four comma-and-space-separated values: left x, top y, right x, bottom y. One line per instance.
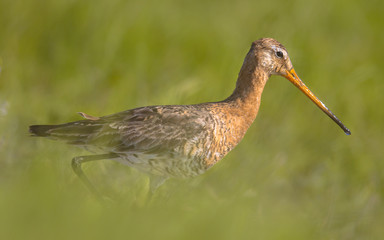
29, 38, 351, 198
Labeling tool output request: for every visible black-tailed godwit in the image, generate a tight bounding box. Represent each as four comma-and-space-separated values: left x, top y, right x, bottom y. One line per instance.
29, 38, 351, 197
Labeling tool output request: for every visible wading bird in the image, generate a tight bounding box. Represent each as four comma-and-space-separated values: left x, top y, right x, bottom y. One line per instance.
29, 38, 351, 198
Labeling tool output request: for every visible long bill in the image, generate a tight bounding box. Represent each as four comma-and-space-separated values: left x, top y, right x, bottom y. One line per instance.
283, 68, 351, 135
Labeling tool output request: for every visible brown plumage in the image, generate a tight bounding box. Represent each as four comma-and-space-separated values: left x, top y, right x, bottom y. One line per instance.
29, 38, 351, 196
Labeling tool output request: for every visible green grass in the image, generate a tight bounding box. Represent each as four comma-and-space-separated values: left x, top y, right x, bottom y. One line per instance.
1, 0, 383, 239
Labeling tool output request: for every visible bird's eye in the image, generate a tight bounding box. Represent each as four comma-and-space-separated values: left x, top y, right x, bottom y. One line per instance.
275, 50, 284, 58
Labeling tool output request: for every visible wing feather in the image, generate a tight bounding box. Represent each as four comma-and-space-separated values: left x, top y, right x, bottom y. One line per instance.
87, 105, 213, 155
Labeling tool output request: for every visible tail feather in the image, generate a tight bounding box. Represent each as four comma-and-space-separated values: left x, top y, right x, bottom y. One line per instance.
29, 124, 62, 137
29, 120, 104, 144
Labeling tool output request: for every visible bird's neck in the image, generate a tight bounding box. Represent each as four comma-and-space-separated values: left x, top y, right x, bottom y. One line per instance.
202, 54, 269, 164
224, 53, 269, 128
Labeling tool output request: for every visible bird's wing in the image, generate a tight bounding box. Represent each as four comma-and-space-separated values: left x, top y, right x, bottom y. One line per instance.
88, 105, 213, 155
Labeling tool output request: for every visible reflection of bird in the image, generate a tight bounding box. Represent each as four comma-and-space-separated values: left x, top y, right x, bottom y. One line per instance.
29, 38, 351, 197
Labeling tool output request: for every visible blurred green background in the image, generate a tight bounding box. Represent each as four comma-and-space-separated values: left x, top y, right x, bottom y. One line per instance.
0, 0, 383, 239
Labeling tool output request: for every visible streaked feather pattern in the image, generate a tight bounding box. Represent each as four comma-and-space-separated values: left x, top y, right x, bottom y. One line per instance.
30, 103, 244, 177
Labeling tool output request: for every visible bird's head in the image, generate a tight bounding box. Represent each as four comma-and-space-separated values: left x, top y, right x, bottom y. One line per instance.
249, 38, 351, 135
252, 38, 295, 78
